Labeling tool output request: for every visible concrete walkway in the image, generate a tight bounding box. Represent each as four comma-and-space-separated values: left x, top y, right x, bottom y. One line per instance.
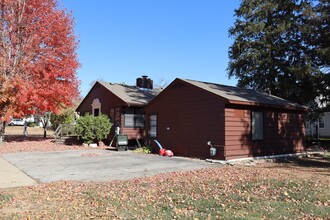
0, 157, 37, 188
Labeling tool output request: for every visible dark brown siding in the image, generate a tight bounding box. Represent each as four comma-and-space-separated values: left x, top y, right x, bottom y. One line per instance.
225, 107, 306, 160
77, 82, 126, 116
121, 113, 145, 141
77, 82, 146, 144
146, 80, 227, 160
146, 79, 306, 160
122, 127, 145, 140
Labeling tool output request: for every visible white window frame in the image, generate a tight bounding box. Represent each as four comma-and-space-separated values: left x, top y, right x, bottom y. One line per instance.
319, 116, 325, 129
124, 108, 145, 128
252, 111, 264, 140
149, 115, 157, 137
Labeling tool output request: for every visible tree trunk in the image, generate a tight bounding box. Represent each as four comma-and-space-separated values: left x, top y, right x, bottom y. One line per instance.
0, 121, 6, 143
42, 115, 49, 138
43, 127, 47, 138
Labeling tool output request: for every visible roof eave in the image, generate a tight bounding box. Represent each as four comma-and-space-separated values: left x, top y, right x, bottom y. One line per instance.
76, 81, 100, 111
125, 102, 148, 107
228, 100, 308, 112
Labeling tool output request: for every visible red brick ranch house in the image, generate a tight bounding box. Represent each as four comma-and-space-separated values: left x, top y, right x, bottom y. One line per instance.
76, 76, 161, 145
145, 78, 308, 160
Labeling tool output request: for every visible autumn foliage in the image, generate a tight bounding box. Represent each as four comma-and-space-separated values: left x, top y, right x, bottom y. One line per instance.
0, 0, 79, 121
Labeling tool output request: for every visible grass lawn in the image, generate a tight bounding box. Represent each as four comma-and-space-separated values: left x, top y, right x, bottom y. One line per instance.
4, 125, 54, 137
0, 153, 329, 219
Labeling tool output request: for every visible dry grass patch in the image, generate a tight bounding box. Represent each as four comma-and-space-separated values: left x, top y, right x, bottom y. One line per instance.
4, 126, 52, 136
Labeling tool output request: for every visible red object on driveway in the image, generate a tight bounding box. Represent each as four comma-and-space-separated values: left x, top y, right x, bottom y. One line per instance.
155, 140, 174, 157
165, 150, 173, 157
159, 149, 166, 156
159, 149, 173, 157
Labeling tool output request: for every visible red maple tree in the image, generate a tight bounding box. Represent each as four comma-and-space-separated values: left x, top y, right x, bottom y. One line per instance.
0, 0, 79, 138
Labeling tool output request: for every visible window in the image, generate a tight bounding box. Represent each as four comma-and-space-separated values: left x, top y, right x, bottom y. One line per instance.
91, 99, 101, 116
252, 111, 263, 140
149, 115, 157, 137
124, 107, 145, 128
93, 108, 99, 116
319, 116, 325, 129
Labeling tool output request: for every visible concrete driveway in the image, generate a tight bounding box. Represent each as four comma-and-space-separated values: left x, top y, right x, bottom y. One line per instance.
1, 150, 218, 184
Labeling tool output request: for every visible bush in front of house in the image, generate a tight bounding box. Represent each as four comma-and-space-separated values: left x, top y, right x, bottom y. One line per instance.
50, 108, 76, 130
75, 115, 94, 144
93, 115, 112, 142
75, 114, 112, 145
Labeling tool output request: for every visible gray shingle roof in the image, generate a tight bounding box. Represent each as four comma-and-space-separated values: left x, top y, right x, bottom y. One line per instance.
180, 78, 307, 110
98, 81, 161, 106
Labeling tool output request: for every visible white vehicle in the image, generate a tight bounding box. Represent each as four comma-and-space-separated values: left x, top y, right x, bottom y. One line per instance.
8, 118, 25, 126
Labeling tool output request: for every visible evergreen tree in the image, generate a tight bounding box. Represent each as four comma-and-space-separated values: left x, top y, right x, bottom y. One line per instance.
228, 0, 328, 105
303, 0, 330, 104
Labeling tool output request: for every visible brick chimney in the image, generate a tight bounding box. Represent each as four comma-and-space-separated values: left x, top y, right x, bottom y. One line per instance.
136, 75, 153, 89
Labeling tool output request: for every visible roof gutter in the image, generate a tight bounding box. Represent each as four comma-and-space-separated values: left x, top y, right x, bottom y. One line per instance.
227, 100, 308, 112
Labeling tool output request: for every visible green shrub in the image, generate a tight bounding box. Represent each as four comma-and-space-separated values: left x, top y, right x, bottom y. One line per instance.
50, 108, 76, 130
62, 125, 76, 136
133, 148, 144, 153
27, 122, 36, 127
133, 145, 153, 154
75, 115, 112, 144
93, 115, 112, 142
143, 146, 152, 154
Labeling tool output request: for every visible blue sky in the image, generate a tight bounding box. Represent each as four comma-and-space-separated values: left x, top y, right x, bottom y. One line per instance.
60, 0, 241, 96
